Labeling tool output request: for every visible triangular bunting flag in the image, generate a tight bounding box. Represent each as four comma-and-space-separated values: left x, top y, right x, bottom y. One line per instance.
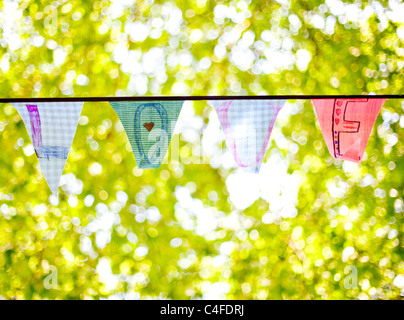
110, 101, 184, 169
12, 102, 83, 194
311, 98, 386, 162
209, 99, 285, 172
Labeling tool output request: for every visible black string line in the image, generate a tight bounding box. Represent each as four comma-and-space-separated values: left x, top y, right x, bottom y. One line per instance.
0, 94, 403, 103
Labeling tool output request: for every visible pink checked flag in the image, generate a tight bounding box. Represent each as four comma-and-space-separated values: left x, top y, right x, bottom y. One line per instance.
311, 98, 386, 162
209, 99, 285, 173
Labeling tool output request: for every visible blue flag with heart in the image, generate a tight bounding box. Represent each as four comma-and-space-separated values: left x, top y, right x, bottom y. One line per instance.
110, 101, 184, 169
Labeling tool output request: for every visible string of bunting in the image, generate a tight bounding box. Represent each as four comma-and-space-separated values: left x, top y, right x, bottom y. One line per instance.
1, 95, 402, 194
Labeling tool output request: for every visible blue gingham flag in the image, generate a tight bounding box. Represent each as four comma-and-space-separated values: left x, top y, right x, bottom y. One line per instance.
208, 99, 285, 173
12, 102, 83, 194
110, 101, 183, 169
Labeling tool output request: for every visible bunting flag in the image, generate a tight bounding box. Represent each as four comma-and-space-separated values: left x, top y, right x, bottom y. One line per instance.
209, 99, 285, 172
311, 98, 386, 162
110, 101, 184, 169
12, 102, 83, 194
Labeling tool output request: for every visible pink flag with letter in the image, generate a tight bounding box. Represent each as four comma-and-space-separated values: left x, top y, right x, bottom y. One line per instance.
311, 98, 386, 162
209, 99, 285, 173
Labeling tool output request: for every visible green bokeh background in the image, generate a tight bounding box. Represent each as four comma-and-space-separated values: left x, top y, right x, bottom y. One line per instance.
0, 0, 403, 299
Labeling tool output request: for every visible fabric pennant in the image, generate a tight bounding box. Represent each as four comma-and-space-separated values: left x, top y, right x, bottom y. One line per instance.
209, 99, 285, 173
311, 98, 386, 162
110, 101, 184, 169
12, 102, 83, 194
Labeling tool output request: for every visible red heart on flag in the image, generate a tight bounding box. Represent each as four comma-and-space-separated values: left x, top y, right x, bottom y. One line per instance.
143, 122, 154, 132
335, 118, 340, 125
336, 109, 341, 116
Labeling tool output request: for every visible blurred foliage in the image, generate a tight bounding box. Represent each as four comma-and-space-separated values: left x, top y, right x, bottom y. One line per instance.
0, 0, 403, 300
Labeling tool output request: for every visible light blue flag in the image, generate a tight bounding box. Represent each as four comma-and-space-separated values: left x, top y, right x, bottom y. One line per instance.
110, 101, 184, 169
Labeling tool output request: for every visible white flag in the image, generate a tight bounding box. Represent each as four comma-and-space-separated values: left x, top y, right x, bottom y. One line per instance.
12, 102, 83, 194
209, 99, 285, 173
